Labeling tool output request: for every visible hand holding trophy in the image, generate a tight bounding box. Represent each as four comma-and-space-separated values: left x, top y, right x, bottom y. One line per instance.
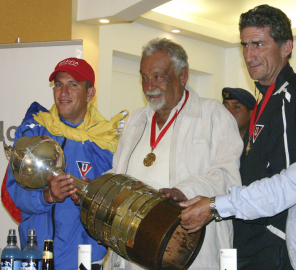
4, 136, 205, 270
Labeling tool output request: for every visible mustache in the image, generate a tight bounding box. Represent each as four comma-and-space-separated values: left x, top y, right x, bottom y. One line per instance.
247, 61, 259, 66
145, 90, 165, 97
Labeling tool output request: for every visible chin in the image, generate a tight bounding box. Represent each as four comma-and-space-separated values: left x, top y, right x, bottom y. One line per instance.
149, 100, 167, 111
249, 73, 260, 81
248, 68, 264, 80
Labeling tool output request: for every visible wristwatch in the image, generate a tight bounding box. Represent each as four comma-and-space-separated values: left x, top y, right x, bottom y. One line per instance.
209, 197, 222, 221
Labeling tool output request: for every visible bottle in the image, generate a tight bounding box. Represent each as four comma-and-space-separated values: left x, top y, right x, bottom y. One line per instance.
41, 240, 53, 270
21, 229, 42, 270
78, 245, 91, 270
1, 229, 22, 270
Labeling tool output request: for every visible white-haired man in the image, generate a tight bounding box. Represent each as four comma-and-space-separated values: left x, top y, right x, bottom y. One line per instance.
107, 38, 243, 270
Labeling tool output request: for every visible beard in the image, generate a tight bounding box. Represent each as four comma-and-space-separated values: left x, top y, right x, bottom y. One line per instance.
145, 89, 167, 111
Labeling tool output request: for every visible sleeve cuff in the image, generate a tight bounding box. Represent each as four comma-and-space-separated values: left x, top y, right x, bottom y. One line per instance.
39, 188, 54, 206
216, 193, 237, 218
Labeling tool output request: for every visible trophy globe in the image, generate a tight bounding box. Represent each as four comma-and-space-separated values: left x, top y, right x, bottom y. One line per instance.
8, 136, 88, 192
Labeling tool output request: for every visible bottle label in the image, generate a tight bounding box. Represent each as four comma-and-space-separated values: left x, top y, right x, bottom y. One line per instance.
42, 251, 53, 259
21, 259, 42, 270
1, 258, 22, 270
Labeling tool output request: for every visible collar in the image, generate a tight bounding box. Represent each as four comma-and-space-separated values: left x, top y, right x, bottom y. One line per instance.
33, 103, 129, 153
145, 89, 186, 118
134, 85, 201, 127
59, 117, 83, 128
255, 62, 293, 96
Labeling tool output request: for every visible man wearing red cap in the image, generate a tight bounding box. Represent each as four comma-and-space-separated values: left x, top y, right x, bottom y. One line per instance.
4, 58, 128, 270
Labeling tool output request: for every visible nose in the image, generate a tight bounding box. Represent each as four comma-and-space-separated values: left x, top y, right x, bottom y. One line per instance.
227, 106, 234, 116
144, 77, 157, 91
60, 85, 70, 96
244, 46, 256, 63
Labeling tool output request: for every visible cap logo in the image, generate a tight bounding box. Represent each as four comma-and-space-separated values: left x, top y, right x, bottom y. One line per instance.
59, 59, 79, 67
223, 91, 230, 98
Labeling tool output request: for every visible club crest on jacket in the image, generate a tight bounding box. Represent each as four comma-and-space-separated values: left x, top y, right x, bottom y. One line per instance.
76, 161, 92, 177
253, 125, 264, 142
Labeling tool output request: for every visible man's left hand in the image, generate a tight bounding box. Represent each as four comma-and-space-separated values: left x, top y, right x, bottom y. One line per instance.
179, 196, 213, 233
159, 188, 187, 202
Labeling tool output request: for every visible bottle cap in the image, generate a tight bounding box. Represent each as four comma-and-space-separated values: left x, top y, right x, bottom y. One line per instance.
8, 229, 16, 236
44, 239, 53, 242
27, 229, 37, 244
7, 229, 17, 244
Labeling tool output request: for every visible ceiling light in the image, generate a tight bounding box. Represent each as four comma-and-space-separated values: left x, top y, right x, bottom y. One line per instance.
99, 19, 110, 23
172, 29, 180, 33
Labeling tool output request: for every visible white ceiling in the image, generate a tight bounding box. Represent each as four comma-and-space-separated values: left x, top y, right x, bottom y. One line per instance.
153, 0, 296, 26
75, 0, 296, 47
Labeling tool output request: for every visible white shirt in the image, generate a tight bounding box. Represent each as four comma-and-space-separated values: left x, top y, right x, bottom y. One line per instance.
127, 91, 186, 189
126, 109, 174, 189
107, 85, 243, 270
216, 162, 296, 269
125, 92, 185, 270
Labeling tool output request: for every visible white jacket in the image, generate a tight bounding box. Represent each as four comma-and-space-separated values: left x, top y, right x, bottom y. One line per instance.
109, 85, 243, 270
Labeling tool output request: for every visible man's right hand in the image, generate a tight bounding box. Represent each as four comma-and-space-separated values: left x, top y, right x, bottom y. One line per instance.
70, 176, 91, 205
179, 196, 213, 233
44, 173, 75, 203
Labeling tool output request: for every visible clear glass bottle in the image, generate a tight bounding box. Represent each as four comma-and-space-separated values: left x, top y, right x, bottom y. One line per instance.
41, 239, 54, 270
1, 229, 22, 270
21, 229, 42, 270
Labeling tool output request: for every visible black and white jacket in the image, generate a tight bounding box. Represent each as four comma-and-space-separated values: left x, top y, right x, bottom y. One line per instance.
234, 63, 296, 262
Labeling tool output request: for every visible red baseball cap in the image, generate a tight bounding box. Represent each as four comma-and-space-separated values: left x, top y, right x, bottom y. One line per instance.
49, 57, 95, 86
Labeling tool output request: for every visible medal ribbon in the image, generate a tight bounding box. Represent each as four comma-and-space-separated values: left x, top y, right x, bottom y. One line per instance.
249, 83, 275, 138
150, 90, 189, 150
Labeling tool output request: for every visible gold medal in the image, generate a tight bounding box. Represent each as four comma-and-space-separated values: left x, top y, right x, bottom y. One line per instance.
143, 152, 156, 167
246, 137, 251, 156
146, 91, 189, 167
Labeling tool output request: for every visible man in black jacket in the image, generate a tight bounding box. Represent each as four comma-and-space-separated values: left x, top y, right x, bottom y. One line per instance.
235, 5, 295, 269
180, 5, 296, 270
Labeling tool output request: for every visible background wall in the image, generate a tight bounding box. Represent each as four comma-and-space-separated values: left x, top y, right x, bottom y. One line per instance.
97, 22, 225, 120
0, 0, 71, 43
72, 21, 100, 107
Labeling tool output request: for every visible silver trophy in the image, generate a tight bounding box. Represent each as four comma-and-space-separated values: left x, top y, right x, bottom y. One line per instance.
6, 136, 88, 193
4, 136, 205, 270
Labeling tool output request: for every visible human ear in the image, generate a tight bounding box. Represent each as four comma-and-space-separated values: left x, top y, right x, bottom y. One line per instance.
180, 66, 189, 87
281, 40, 293, 58
86, 87, 96, 102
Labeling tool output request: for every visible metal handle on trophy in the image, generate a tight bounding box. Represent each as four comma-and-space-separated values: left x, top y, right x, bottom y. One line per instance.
50, 168, 88, 199
3, 137, 13, 160
4, 135, 88, 198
